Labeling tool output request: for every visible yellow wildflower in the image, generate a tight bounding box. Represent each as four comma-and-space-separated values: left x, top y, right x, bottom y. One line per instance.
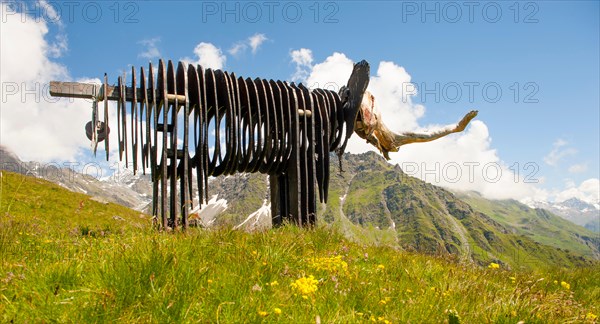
291, 275, 319, 295
378, 316, 385, 321
488, 262, 500, 269
356, 312, 364, 316
252, 250, 258, 256
554, 280, 558, 284
406, 288, 413, 293
309, 255, 348, 274
560, 281, 570, 290
269, 280, 279, 287
273, 308, 282, 315
377, 264, 385, 270
379, 296, 391, 305
586, 312, 597, 320
207, 279, 213, 284
258, 310, 268, 317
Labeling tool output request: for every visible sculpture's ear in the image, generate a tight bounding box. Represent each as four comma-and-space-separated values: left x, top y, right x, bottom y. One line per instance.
338, 60, 370, 155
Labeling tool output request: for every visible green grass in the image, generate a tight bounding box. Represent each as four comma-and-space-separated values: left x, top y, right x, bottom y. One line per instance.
2, 225, 599, 323
1, 171, 599, 323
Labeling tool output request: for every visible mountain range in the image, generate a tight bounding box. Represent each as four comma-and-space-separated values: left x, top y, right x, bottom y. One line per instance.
527, 197, 599, 232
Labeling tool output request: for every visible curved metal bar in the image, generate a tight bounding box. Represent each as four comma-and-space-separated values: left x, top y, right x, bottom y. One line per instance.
103, 74, 110, 161
157, 59, 169, 228
121, 72, 128, 166
131, 66, 138, 174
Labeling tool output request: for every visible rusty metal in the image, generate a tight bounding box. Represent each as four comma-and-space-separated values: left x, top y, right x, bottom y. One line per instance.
49, 59, 371, 230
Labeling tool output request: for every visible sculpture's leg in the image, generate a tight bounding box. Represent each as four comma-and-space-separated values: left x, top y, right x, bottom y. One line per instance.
270, 174, 288, 227
300, 86, 317, 226
286, 84, 302, 225
292, 84, 309, 226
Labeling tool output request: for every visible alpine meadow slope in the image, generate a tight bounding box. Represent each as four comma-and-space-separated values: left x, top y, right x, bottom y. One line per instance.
0, 170, 599, 322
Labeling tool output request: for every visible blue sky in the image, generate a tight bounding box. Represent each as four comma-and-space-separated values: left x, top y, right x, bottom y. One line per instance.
1, 1, 598, 204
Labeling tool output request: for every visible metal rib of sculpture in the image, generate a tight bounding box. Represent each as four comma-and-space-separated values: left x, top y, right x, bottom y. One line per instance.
49, 59, 477, 230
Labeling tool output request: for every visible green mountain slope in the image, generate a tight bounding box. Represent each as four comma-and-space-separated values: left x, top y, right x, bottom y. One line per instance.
0, 171, 150, 239
316, 152, 596, 269
207, 152, 597, 269
456, 191, 600, 259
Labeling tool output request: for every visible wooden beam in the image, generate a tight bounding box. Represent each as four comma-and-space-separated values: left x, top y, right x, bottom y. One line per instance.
49, 81, 186, 103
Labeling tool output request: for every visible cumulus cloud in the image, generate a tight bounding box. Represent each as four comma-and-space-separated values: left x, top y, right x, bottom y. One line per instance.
543, 139, 577, 166
0, 1, 90, 162
248, 33, 267, 53
554, 178, 600, 205
138, 37, 161, 60
228, 33, 268, 57
296, 50, 548, 202
290, 48, 314, 82
183, 42, 226, 70
38, 0, 68, 57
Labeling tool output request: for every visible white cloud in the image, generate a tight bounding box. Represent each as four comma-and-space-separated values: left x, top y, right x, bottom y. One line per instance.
290, 48, 314, 82
568, 163, 588, 174
38, 0, 67, 57
543, 139, 577, 166
182, 42, 226, 70
248, 33, 267, 54
291, 48, 314, 66
228, 33, 268, 57
555, 178, 600, 205
138, 37, 161, 60
0, 1, 89, 162
228, 43, 247, 57
299, 51, 547, 201
306, 52, 351, 89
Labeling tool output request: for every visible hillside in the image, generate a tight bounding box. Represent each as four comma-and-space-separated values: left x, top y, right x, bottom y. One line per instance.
456, 191, 599, 259
0, 171, 150, 239
205, 152, 598, 269
0, 171, 598, 322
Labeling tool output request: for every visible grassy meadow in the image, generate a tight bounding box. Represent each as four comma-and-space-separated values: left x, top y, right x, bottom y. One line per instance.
1, 171, 599, 323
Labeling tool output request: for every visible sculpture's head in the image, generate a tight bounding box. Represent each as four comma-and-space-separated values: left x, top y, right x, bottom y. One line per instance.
337, 60, 371, 155
353, 89, 478, 160
342, 60, 478, 160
